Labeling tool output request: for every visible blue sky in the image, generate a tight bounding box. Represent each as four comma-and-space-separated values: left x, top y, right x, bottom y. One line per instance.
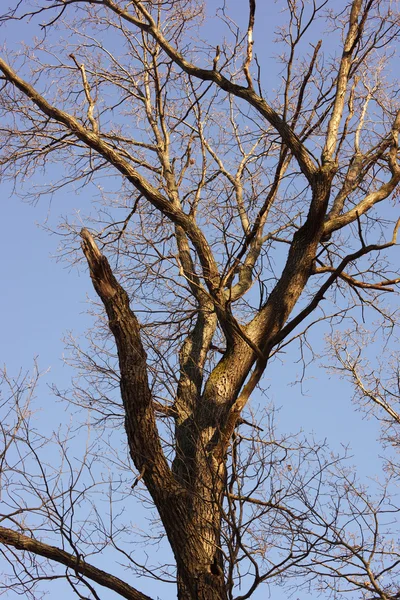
1, 1, 399, 599
0, 155, 389, 600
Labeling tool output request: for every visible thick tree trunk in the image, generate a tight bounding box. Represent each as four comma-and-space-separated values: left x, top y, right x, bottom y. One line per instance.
157, 491, 228, 600
177, 569, 227, 600
172, 440, 227, 599
81, 229, 227, 599
174, 493, 227, 600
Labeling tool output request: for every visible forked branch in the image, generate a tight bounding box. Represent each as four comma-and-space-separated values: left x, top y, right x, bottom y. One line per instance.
0, 57, 222, 297
100, 0, 318, 181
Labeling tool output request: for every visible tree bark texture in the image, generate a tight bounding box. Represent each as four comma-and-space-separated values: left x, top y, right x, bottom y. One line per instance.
81, 228, 228, 600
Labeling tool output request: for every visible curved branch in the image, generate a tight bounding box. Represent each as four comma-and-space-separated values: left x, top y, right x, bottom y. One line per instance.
0, 57, 221, 297
324, 108, 400, 236
324, 173, 400, 237
101, 0, 318, 182
275, 219, 400, 346
0, 526, 154, 600
217, 219, 400, 453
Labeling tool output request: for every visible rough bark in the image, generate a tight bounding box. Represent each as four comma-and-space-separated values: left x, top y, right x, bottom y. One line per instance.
81, 228, 227, 600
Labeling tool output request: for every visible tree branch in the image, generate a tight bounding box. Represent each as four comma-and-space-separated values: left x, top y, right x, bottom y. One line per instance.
80, 228, 177, 499
0, 526, 154, 600
0, 57, 222, 297
101, 0, 318, 182
322, 0, 364, 162
276, 219, 400, 345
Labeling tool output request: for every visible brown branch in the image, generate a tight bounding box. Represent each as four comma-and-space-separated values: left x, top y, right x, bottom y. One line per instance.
217, 219, 400, 454
153, 400, 177, 418
0, 526, 154, 600
323, 109, 400, 237
80, 228, 177, 500
291, 40, 322, 129
224, 150, 291, 300
243, 0, 256, 88
275, 218, 400, 346
324, 175, 400, 238
100, 0, 318, 182
0, 57, 222, 297
227, 494, 304, 521
313, 266, 400, 292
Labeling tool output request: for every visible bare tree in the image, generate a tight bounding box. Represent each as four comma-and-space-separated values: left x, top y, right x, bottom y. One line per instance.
1, 1, 400, 598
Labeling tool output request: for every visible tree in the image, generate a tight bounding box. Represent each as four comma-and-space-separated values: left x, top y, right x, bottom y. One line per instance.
1, 0, 400, 598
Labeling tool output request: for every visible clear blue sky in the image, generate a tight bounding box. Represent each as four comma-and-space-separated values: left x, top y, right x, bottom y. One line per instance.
0, 1, 398, 599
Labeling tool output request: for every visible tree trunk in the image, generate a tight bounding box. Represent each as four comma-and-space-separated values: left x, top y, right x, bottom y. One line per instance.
174, 492, 227, 600
172, 410, 228, 599
177, 572, 227, 600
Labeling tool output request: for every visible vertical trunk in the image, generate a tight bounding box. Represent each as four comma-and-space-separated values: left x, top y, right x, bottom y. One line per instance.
171, 180, 336, 599
174, 462, 227, 600
177, 570, 227, 600
81, 230, 227, 597
172, 401, 228, 599
154, 478, 228, 600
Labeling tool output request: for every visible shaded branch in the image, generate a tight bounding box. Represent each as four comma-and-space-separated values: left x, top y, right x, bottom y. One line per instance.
0, 526, 154, 600
276, 218, 400, 345
313, 265, 400, 292
80, 228, 177, 499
